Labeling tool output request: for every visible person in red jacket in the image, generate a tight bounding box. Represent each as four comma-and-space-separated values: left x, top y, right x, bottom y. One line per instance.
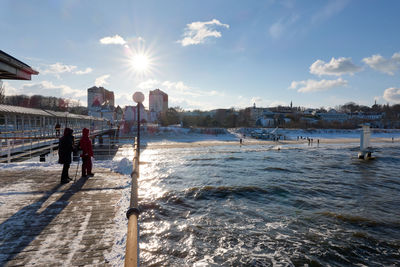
80, 128, 94, 178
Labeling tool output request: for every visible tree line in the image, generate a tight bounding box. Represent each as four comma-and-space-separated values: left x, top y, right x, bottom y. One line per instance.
159, 102, 400, 129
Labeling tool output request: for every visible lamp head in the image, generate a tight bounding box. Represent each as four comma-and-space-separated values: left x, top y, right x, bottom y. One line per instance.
133, 92, 145, 103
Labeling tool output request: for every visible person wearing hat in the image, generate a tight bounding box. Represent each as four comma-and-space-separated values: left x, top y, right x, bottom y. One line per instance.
58, 128, 75, 184
80, 128, 94, 178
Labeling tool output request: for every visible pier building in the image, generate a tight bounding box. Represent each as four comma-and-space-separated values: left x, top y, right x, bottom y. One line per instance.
0, 50, 38, 81
0, 104, 110, 162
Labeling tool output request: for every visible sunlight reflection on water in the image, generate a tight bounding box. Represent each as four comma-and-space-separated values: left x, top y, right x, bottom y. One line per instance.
117, 142, 400, 266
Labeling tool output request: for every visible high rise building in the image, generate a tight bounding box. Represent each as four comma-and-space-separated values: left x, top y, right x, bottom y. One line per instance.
87, 86, 115, 121
88, 86, 114, 109
149, 89, 168, 121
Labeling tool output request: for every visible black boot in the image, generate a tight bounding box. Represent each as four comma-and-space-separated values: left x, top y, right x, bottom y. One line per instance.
60, 178, 70, 184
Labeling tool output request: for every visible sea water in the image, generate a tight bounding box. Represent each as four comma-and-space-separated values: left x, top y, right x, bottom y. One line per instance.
135, 142, 400, 266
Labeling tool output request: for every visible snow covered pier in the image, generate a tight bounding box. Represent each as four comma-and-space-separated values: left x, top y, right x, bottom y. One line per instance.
0, 166, 128, 266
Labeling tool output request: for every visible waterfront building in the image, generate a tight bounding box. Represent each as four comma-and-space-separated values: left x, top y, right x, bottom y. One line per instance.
316, 109, 349, 122
114, 105, 123, 122
122, 105, 148, 133
248, 106, 275, 126
87, 86, 115, 122
149, 89, 168, 122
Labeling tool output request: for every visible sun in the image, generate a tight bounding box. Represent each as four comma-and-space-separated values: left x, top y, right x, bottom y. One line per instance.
123, 43, 158, 77
131, 54, 149, 72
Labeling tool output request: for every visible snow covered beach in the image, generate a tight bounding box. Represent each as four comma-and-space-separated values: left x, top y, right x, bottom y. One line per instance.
137, 127, 400, 148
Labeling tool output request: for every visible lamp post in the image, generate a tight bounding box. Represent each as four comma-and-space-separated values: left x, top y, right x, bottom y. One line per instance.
132, 92, 144, 157
125, 91, 144, 267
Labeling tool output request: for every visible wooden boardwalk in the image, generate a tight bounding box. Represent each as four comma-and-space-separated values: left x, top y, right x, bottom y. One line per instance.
0, 166, 129, 266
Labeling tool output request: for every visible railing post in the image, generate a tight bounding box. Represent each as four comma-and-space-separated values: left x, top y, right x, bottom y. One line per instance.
30, 133, 33, 159
108, 135, 111, 156
7, 139, 11, 163
12, 132, 15, 152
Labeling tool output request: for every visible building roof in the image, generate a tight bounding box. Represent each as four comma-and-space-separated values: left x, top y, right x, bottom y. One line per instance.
0, 50, 39, 80
0, 104, 106, 121
0, 104, 50, 116
44, 109, 105, 121
149, 88, 167, 96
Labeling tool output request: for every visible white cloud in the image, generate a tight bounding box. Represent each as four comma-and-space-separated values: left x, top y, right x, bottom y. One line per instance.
169, 96, 215, 110
135, 79, 228, 110
100, 35, 127, 45
95, 75, 110, 87
249, 96, 286, 108
362, 52, 400, 75
137, 79, 224, 98
177, 19, 229, 46
290, 78, 347, 93
251, 96, 263, 105
268, 100, 287, 107
5, 81, 86, 101
2, 81, 18, 95
383, 87, 400, 103
310, 57, 362, 76
41, 63, 92, 76
136, 79, 161, 91
42, 62, 77, 75
75, 67, 93, 75
114, 92, 134, 107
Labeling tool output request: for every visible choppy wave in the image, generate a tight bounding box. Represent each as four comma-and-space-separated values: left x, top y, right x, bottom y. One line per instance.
259, 166, 301, 173
137, 143, 400, 266
184, 185, 269, 200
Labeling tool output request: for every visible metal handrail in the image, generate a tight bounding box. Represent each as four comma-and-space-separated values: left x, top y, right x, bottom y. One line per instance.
125, 137, 140, 267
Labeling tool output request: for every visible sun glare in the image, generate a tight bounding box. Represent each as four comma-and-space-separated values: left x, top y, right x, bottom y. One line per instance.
123, 43, 158, 77
131, 54, 149, 72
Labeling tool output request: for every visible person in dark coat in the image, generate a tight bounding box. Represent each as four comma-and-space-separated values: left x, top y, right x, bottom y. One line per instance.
58, 128, 74, 184
80, 128, 94, 178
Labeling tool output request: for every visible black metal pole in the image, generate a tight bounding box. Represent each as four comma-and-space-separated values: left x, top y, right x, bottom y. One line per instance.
137, 102, 140, 157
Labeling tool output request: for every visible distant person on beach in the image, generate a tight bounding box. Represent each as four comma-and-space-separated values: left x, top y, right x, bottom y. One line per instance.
55, 123, 61, 137
80, 128, 94, 178
58, 128, 74, 184
240, 138, 242, 145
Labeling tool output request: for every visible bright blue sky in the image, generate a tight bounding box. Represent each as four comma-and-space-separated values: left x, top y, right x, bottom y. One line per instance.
2, 0, 400, 110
